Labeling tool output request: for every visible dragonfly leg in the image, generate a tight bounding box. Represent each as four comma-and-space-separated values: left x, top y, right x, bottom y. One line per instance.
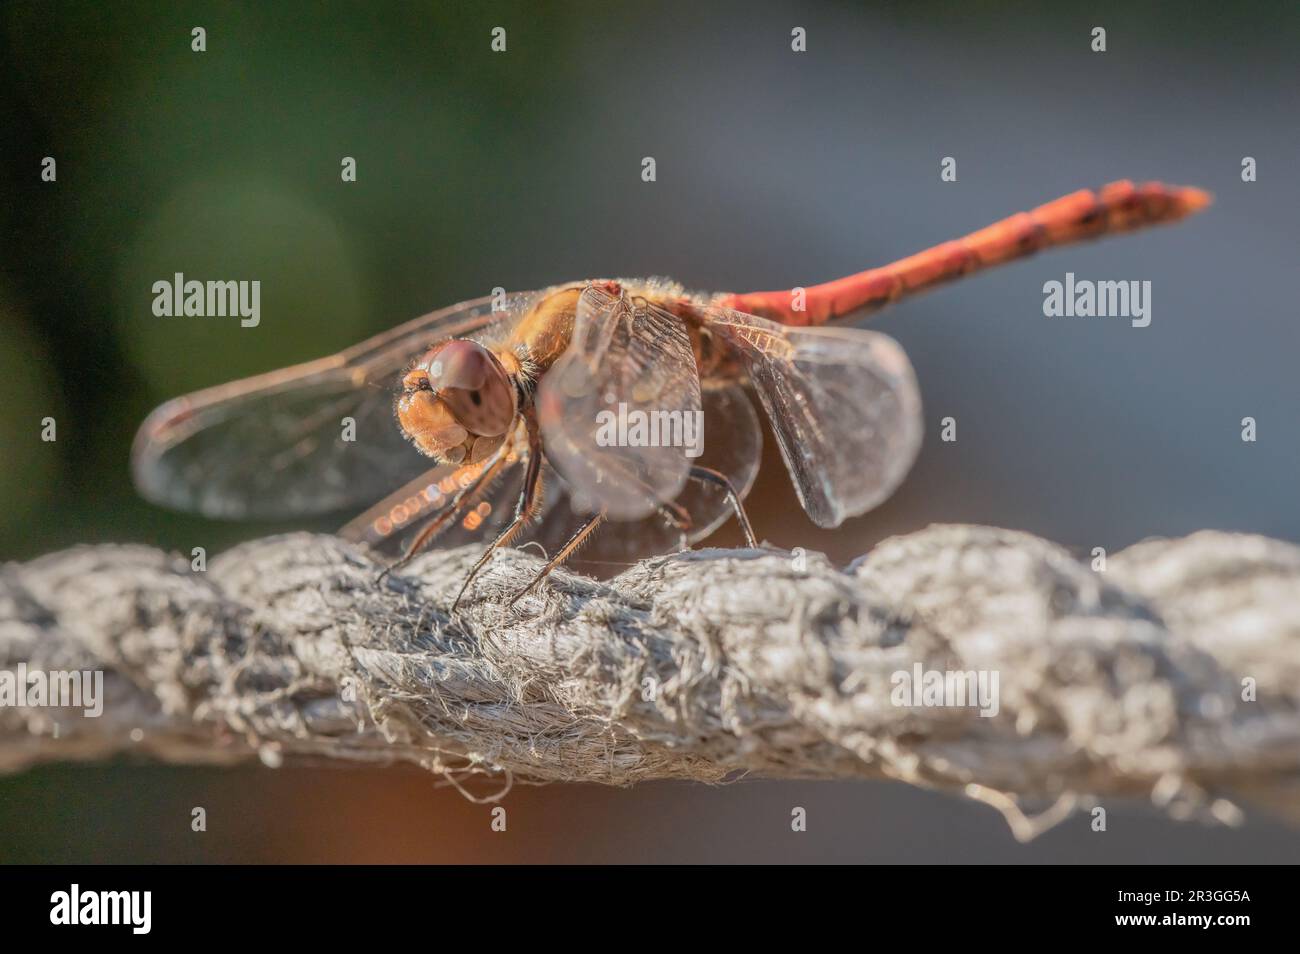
688, 465, 758, 548
375, 450, 511, 583
658, 500, 693, 550
449, 413, 544, 613
507, 510, 607, 608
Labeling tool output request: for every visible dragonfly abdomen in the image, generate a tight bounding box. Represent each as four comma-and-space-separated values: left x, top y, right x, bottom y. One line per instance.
721, 179, 1211, 326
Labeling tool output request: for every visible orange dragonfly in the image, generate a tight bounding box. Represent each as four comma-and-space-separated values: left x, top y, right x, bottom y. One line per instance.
133, 180, 1210, 606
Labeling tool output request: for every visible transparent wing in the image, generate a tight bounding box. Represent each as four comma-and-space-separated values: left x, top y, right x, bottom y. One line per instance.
529, 384, 762, 565
337, 420, 559, 555
338, 457, 518, 554
703, 305, 922, 527
131, 291, 540, 519
537, 284, 703, 520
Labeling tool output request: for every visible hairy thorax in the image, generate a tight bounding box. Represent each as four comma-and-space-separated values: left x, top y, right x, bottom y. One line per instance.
505, 280, 745, 386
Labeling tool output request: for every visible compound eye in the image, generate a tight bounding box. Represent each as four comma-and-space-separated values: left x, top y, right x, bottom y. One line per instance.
426, 340, 514, 437
426, 340, 490, 391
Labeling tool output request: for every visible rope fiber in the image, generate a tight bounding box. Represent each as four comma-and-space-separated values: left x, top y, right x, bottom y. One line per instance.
2, 525, 1298, 840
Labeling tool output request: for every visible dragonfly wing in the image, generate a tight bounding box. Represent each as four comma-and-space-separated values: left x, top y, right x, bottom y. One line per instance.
528, 383, 762, 565
338, 455, 515, 556
670, 383, 762, 543
703, 306, 922, 527
537, 284, 703, 520
132, 291, 537, 519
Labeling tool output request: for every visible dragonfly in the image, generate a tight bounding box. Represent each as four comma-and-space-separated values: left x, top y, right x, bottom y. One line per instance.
132, 180, 1210, 607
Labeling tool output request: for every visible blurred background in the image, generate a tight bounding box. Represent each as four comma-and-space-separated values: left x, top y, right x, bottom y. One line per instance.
2, 0, 1298, 862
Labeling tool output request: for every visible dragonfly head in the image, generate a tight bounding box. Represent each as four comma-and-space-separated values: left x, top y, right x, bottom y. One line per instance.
397, 339, 517, 464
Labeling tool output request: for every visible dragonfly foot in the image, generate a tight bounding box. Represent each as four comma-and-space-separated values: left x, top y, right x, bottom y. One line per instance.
688, 465, 757, 549
506, 575, 546, 609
